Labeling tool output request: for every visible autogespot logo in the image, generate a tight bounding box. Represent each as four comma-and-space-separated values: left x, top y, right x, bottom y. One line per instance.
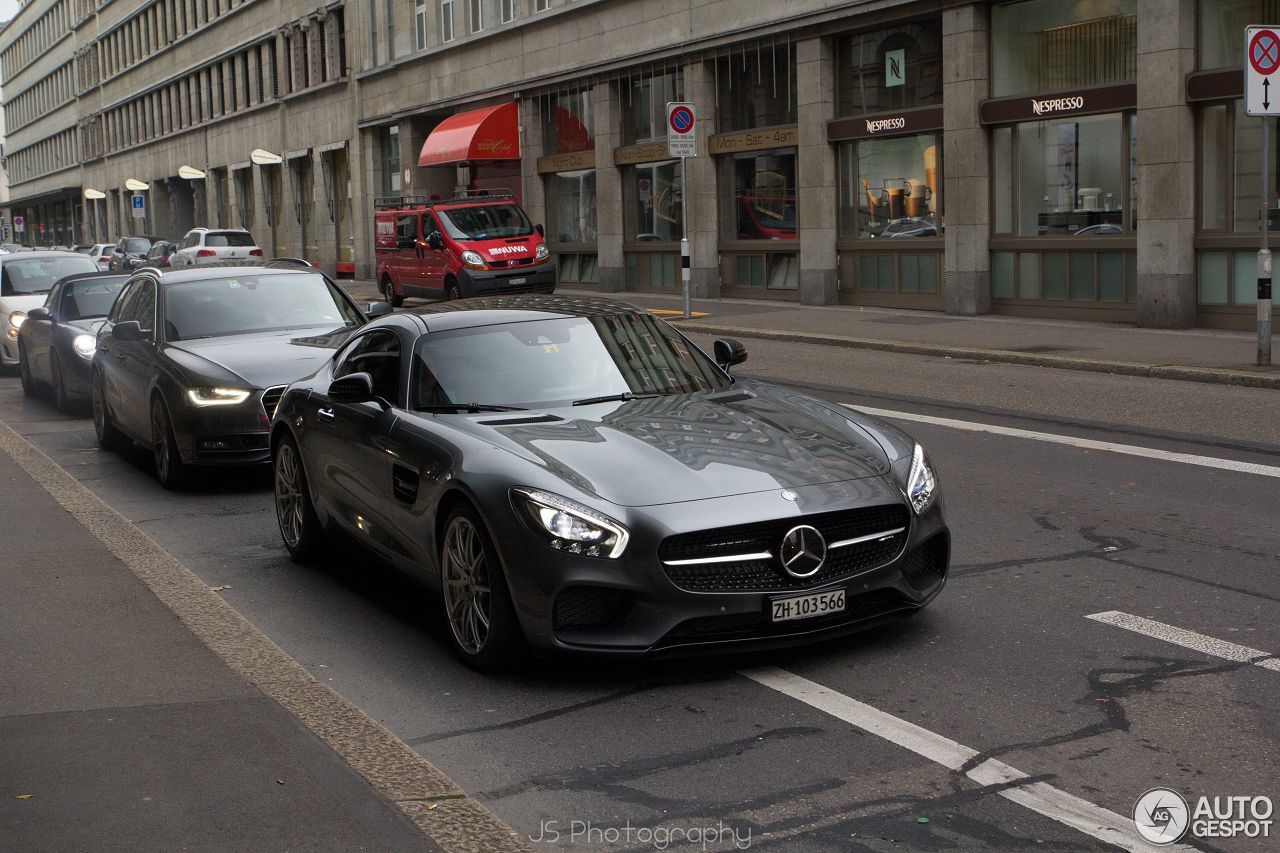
1133, 788, 1190, 845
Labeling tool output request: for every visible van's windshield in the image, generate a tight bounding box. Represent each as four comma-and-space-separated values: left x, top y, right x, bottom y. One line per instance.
436, 204, 533, 240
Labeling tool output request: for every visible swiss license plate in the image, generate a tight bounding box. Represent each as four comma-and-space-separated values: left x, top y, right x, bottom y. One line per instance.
506, 277, 527, 285
770, 589, 846, 623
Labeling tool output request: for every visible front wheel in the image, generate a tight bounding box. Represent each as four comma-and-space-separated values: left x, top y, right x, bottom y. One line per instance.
380, 275, 404, 308
18, 342, 36, 397
273, 435, 326, 563
51, 352, 72, 414
92, 372, 128, 451
439, 505, 525, 670
150, 397, 187, 490
445, 277, 463, 301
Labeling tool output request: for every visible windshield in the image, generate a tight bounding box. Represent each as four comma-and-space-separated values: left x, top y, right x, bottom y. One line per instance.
436, 204, 533, 240
204, 231, 256, 247
413, 314, 728, 409
163, 273, 363, 340
2, 256, 99, 295
123, 238, 152, 253
63, 278, 127, 320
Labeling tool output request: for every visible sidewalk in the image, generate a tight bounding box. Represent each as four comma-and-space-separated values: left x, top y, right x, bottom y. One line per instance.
341, 278, 1280, 389
0, 429, 501, 851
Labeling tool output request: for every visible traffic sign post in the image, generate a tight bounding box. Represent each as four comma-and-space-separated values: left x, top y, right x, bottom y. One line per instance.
131, 193, 146, 220
1245, 26, 1278, 366
13, 215, 24, 234
667, 102, 697, 318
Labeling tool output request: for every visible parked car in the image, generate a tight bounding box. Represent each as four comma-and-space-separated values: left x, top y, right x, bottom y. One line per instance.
1, 251, 100, 369
1, 243, 25, 253
374, 190, 554, 307
269, 295, 948, 669
92, 262, 391, 488
142, 240, 179, 268
17, 272, 129, 411
83, 243, 115, 271
169, 228, 263, 267
109, 236, 158, 272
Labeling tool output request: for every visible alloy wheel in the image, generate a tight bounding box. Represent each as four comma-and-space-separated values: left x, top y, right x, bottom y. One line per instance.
441, 516, 493, 655
274, 441, 305, 548
151, 402, 171, 482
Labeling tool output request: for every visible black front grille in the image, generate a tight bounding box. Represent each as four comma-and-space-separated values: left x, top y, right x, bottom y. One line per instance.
261, 386, 286, 420
660, 589, 910, 645
659, 505, 909, 593
552, 586, 634, 633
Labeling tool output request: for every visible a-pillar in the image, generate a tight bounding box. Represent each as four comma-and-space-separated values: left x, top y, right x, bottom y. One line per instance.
593, 81, 624, 292
942, 3, 992, 315
1136, 0, 1196, 328
796, 37, 838, 305
683, 59, 719, 297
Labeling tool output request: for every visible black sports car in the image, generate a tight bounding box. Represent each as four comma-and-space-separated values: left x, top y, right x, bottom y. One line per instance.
269, 296, 949, 669
92, 263, 391, 488
18, 272, 129, 411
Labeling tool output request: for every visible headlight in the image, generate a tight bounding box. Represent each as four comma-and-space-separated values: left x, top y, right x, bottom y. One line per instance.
186, 387, 252, 407
460, 250, 488, 270
8, 310, 26, 330
72, 334, 96, 359
906, 443, 938, 516
534, 243, 550, 262
512, 487, 629, 558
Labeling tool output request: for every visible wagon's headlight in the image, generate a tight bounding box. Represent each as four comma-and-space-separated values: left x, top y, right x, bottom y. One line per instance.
512, 487, 629, 558
187, 387, 252, 406
72, 333, 96, 359
905, 443, 937, 516
535, 243, 550, 262
460, 250, 488, 270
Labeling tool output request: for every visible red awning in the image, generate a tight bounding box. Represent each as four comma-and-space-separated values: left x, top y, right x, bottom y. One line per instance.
418, 103, 520, 166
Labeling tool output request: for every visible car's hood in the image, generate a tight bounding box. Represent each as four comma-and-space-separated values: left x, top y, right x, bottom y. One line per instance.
0, 294, 49, 313
451, 380, 892, 507
164, 325, 355, 388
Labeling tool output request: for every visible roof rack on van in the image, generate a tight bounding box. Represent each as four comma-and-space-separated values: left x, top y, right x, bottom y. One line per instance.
373, 188, 516, 210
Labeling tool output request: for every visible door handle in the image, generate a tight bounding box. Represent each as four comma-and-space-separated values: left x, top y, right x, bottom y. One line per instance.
316, 407, 335, 421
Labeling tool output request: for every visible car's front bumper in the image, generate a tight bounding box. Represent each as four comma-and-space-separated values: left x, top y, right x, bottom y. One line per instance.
171, 393, 274, 466
488, 478, 949, 656
0, 337, 17, 366
458, 262, 556, 296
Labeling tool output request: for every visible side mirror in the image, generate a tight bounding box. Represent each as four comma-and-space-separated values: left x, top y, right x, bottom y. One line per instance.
26, 307, 51, 322
535, 223, 545, 237
327, 371, 375, 404
426, 231, 443, 251
113, 320, 143, 342
714, 338, 748, 370
365, 300, 393, 319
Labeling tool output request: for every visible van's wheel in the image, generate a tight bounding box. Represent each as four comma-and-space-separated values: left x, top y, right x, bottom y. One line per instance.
445, 277, 463, 301
380, 275, 404, 308
439, 504, 525, 670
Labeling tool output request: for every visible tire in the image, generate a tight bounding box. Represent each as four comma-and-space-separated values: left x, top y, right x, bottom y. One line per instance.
51, 352, 71, 414
150, 396, 187, 490
445, 277, 463, 301
438, 504, 525, 670
18, 342, 36, 397
273, 434, 326, 563
92, 371, 128, 451
380, 275, 404, 308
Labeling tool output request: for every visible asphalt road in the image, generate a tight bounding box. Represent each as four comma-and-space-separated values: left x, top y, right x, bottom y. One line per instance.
3, 334, 1278, 852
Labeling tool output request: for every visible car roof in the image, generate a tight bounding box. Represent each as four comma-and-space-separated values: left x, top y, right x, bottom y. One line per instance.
137, 260, 329, 284
2, 250, 96, 262
404, 295, 651, 332
58, 271, 130, 286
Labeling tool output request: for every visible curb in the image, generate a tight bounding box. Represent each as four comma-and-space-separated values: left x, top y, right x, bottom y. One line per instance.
674, 322, 1280, 391
0, 420, 529, 853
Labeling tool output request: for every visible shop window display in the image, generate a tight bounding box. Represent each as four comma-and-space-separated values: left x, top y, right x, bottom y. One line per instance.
838, 134, 940, 238
724, 150, 796, 240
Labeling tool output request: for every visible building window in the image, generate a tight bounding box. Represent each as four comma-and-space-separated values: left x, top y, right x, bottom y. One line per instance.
624, 160, 682, 241
622, 70, 682, 145
992, 113, 1134, 237
548, 169, 597, 244
715, 42, 797, 132
469, 0, 483, 33
723, 149, 797, 240
535, 0, 550, 11
1199, 0, 1278, 70
380, 125, 401, 195
991, 0, 1136, 98
501, 0, 515, 23
838, 134, 941, 239
440, 0, 455, 42
1200, 99, 1277, 234
415, 1, 428, 50
542, 91, 593, 154
838, 20, 942, 116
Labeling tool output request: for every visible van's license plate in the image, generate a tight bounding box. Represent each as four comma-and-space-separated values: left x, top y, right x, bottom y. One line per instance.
771, 589, 845, 622
506, 277, 527, 285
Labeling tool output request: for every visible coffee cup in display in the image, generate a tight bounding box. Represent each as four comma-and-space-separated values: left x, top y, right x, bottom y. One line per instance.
886, 187, 904, 219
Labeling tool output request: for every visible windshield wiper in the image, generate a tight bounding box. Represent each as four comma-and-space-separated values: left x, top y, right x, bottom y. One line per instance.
571, 391, 661, 407
416, 403, 527, 413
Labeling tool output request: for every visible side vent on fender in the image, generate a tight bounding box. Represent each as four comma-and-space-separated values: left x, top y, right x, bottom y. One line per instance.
392, 465, 419, 504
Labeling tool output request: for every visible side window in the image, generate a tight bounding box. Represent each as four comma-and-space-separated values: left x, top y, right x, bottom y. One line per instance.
334, 331, 402, 404
427, 213, 443, 238
396, 215, 417, 244
109, 282, 138, 323
46, 282, 63, 313
130, 280, 157, 335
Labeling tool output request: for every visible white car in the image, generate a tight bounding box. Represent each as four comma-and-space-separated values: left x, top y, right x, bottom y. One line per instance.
170, 228, 263, 267
83, 243, 115, 271
1, 251, 100, 368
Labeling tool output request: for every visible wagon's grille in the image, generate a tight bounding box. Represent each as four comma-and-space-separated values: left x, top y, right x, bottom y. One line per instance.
658, 505, 910, 593
261, 386, 286, 420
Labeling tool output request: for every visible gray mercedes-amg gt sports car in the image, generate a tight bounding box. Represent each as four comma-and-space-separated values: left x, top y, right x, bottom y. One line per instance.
270, 295, 948, 669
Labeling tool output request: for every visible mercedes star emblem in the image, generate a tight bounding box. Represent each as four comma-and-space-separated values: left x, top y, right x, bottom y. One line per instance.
781, 489, 798, 501
779, 524, 826, 578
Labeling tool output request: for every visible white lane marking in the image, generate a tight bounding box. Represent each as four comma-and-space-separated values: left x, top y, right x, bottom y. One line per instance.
742, 666, 1190, 852
1087, 611, 1280, 673
843, 404, 1280, 479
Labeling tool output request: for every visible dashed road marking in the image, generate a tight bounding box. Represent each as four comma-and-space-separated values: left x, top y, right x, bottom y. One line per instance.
1087, 610, 1280, 673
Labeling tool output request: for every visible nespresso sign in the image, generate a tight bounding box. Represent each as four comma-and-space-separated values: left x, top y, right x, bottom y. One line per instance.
980, 84, 1136, 125
828, 106, 942, 141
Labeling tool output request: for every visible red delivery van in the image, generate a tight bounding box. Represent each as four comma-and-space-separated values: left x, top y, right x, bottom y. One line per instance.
374, 190, 555, 305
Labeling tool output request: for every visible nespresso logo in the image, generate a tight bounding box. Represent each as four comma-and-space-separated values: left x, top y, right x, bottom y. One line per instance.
1031, 96, 1084, 116
866, 116, 907, 134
